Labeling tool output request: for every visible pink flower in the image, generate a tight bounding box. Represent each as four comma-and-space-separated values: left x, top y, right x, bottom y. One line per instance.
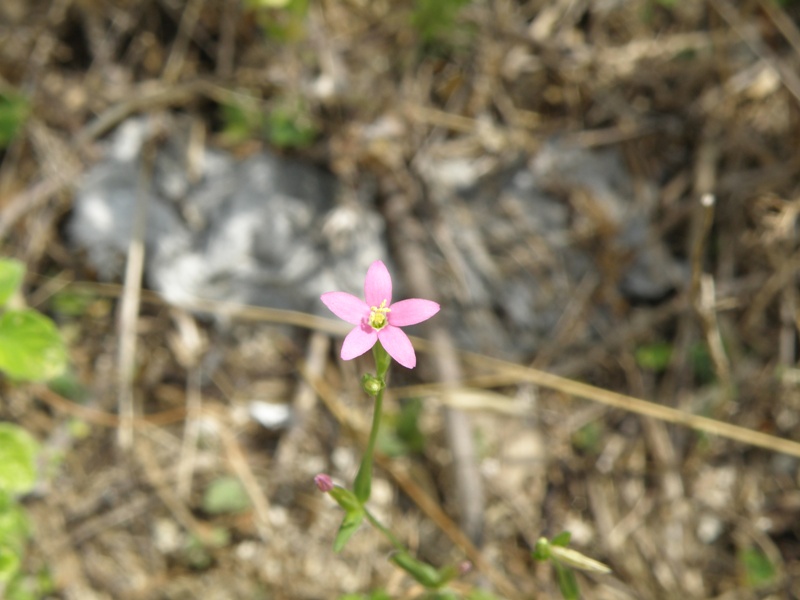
314, 473, 334, 493
321, 260, 440, 369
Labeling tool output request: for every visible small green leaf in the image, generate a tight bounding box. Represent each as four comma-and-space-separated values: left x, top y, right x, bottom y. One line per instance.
48, 288, 98, 317
739, 546, 776, 588
0, 92, 29, 149
0, 309, 67, 381
390, 552, 443, 589
572, 421, 603, 454
553, 562, 580, 600
219, 99, 264, 144
0, 491, 30, 558
0, 545, 21, 584
333, 509, 364, 552
411, 0, 471, 43
202, 476, 251, 515
265, 105, 317, 149
353, 456, 373, 505
0, 259, 24, 307
690, 341, 715, 385
0, 424, 40, 494
551, 531, 572, 547
635, 342, 672, 372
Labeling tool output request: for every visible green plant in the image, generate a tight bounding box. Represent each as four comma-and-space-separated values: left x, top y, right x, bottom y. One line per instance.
245, 0, 309, 42
635, 341, 672, 372
0, 258, 68, 598
265, 103, 317, 149
0, 91, 29, 149
202, 476, 252, 515
219, 98, 317, 149
411, 0, 473, 45
533, 532, 611, 600
0, 259, 67, 382
739, 546, 776, 588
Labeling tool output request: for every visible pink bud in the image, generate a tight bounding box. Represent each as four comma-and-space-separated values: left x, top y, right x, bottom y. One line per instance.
458, 560, 473, 575
314, 473, 334, 493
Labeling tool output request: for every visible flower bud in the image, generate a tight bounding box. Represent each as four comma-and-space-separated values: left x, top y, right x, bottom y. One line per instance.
314, 473, 334, 493
361, 373, 385, 397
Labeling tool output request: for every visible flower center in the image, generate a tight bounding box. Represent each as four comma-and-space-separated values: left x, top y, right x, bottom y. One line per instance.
368, 299, 390, 330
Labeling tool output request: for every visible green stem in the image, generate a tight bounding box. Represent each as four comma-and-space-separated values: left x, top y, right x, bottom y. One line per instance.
353, 384, 383, 503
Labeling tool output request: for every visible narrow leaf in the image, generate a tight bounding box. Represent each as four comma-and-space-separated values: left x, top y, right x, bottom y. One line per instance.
333, 509, 364, 552
550, 546, 611, 574
390, 552, 442, 588
554, 562, 580, 600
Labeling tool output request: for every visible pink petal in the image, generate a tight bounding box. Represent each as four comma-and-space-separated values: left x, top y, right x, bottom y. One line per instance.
364, 260, 392, 307
387, 298, 440, 327
377, 326, 416, 368
321, 292, 369, 325
341, 325, 378, 360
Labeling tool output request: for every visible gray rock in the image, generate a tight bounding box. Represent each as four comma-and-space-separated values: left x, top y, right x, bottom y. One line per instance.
417, 141, 686, 355
69, 116, 389, 314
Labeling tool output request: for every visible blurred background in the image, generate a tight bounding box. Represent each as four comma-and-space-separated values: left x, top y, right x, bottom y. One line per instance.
1, 0, 800, 598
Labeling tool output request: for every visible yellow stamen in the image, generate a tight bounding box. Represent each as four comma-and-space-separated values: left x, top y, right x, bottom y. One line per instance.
368, 299, 390, 330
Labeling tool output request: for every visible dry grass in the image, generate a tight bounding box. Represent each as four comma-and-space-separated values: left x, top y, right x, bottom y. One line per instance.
2, 0, 800, 598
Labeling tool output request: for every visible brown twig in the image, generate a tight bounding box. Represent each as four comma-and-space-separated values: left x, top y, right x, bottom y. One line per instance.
116, 132, 157, 449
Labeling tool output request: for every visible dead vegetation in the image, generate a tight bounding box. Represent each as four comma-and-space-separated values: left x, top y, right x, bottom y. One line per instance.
1, 0, 800, 598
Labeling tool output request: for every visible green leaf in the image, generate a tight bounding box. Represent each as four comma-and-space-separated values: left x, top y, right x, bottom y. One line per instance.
550, 546, 611, 574
0, 92, 29, 149
353, 449, 373, 506
739, 546, 776, 588
572, 421, 603, 454
219, 99, 265, 144
48, 288, 98, 317
0, 545, 21, 584
0, 491, 30, 549
635, 342, 672, 372
0, 259, 24, 307
553, 562, 580, 600
333, 509, 364, 552
390, 552, 442, 589
202, 476, 251, 515
690, 341, 715, 385
412, 0, 471, 43
0, 424, 40, 494
0, 309, 67, 381
551, 531, 572, 547
265, 105, 317, 149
